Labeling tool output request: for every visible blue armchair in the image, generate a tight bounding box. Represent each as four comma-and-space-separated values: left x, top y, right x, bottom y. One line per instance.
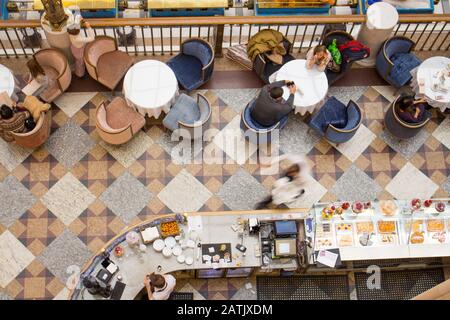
376, 36, 422, 88
167, 38, 214, 92
240, 99, 289, 145
384, 95, 431, 139
309, 97, 362, 144
163, 93, 212, 140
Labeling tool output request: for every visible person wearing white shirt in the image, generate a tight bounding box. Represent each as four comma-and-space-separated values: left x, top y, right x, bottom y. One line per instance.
256, 154, 310, 209
67, 15, 95, 77
143, 273, 176, 300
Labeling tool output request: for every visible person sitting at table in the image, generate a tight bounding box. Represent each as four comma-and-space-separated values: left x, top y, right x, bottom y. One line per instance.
143, 272, 176, 300
397, 95, 428, 124
26, 58, 51, 97
0, 104, 30, 142
251, 80, 296, 127
306, 45, 332, 72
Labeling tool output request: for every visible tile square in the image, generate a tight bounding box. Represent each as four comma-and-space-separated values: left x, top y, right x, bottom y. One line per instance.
45, 119, 96, 169
217, 168, 268, 210
129, 144, 182, 187
53, 92, 98, 117
280, 114, 321, 155
386, 162, 439, 199
38, 230, 91, 283
286, 175, 327, 209
9, 202, 65, 256
433, 117, 450, 149
10, 260, 64, 299
307, 142, 352, 184
100, 171, 153, 224
41, 173, 96, 226
158, 169, 212, 213
100, 131, 153, 168
330, 165, 382, 201
327, 86, 367, 106
213, 116, 258, 165
330, 124, 376, 162
442, 175, 450, 196
213, 89, 260, 114
380, 128, 430, 160
0, 175, 36, 227
0, 231, 34, 288
71, 145, 126, 197
13, 149, 67, 198
69, 200, 126, 253
0, 138, 33, 171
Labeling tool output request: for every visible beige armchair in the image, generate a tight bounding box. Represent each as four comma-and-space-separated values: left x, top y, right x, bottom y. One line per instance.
33, 48, 72, 103
96, 97, 145, 145
11, 111, 51, 148
84, 36, 134, 91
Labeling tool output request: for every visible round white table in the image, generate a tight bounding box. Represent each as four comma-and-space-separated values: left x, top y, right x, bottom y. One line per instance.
275, 59, 329, 115
123, 60, 179, 118
0, 64, 16, 98
410, 56, 450, 112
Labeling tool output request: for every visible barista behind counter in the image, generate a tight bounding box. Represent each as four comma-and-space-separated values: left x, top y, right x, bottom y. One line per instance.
143, 272, 176, 300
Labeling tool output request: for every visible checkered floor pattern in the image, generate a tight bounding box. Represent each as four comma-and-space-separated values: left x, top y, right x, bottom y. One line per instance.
0, 86, 449, 300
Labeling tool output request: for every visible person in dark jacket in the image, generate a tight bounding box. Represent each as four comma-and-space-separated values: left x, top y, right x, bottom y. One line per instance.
251, 80, 296, 127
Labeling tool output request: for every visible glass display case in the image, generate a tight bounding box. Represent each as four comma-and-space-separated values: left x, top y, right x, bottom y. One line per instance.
225, 267, 254, 278
310, 199, 450, 261
196, 268, 226, 279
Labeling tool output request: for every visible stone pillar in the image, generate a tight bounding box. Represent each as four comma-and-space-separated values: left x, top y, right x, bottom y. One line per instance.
356, 2, 399, 67
40, 8, 75, 66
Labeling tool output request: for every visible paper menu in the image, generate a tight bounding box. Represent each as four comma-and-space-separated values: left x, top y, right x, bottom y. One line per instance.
187, 215, 203, 232
316, 250, 339, 268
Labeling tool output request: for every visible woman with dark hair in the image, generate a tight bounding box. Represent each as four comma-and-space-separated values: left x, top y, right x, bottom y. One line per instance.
143, 272, 176, 300
26, 58, 51, 96
68, 17, 95, 77
397, 95, 427, 124
306, 45, 332, 72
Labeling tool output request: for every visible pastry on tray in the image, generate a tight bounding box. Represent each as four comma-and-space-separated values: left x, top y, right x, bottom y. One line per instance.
338, 235, 353, 247
356, 222, 374, 234
410, 232, 425, 244
377, 221, 396, 234
336, 223, 353, 232
427, 219, 444, 232
379, 200, 397, 216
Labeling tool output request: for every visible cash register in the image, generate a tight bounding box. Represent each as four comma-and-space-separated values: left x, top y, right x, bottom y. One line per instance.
274, 220, 297, 257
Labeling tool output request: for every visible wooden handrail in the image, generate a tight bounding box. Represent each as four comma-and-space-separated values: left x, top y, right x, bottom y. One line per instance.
0, 14, 449, 29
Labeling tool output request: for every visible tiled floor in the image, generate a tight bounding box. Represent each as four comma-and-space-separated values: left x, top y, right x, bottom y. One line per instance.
0, 60, 449, 300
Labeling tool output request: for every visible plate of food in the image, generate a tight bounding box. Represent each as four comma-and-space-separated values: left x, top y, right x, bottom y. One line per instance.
379, 200, 398, 216
337, 234, 354, 247
159, 220, 180, 238
351, 201, 364, 215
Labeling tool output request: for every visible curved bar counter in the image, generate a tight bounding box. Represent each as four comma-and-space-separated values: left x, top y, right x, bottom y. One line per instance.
70, 209, 309, 300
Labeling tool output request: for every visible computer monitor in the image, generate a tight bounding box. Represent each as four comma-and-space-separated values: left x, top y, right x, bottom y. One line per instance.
274, 220, 297, 237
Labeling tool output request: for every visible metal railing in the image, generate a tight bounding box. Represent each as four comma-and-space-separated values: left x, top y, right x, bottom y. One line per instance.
0, 14, 448, 58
